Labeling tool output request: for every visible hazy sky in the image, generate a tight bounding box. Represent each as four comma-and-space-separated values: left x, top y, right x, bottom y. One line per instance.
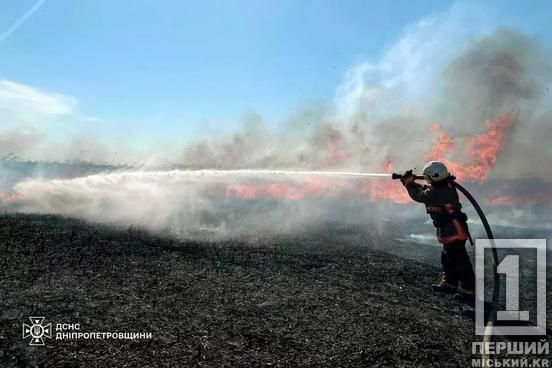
0, 0, 550, 148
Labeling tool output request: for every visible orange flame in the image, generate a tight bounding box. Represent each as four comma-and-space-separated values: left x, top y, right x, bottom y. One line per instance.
223, 113, 513, 204
225, 159, 411, 203
226, 177, 339, 200
360, 157, 410, 203
486, 193, 552, 206
426, 113, 512, 182
360, 179, 411, 204
427, 124, 456, 158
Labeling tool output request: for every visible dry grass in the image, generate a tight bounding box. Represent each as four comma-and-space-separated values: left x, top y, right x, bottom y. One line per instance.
0, 213, 537, 367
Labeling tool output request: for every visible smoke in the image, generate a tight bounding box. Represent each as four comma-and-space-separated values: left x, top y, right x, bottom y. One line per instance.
12, 170, 397, 238
437, 29, 552, 180
2, 4, 552, 239
149, 28, 550, 183
0, 128, 43, 158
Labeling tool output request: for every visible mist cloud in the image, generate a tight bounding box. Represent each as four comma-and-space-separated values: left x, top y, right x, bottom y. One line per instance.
2, 3, 551, 239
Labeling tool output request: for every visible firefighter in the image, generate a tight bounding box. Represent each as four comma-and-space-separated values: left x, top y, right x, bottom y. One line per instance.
400, 161, 475, 298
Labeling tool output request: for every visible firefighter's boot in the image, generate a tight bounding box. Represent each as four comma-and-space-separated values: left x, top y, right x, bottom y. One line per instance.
431, 276, 458, 293
453, 285, 475, 300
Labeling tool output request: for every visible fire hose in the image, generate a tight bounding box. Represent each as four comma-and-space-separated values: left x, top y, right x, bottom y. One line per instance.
392, 172, 499, 367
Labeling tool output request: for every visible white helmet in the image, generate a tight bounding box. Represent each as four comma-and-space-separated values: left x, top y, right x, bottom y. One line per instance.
422, 161, 450, 182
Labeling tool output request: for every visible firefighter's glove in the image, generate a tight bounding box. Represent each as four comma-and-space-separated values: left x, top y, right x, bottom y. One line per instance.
400, 173, 416, 186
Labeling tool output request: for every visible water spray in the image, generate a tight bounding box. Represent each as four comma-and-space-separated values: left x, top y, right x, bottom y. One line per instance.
163, 169, 392, 178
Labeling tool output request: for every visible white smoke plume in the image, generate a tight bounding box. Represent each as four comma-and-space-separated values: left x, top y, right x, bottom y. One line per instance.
2, 3, 552, 240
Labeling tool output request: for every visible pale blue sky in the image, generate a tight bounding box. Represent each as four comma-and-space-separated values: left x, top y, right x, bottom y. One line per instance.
0, 0, 550, 146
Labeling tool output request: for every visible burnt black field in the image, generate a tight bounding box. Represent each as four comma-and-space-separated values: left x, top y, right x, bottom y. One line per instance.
0, 213, 550, 367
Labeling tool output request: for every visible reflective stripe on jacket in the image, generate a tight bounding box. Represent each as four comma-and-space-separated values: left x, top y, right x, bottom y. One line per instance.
405, 179, 470, 244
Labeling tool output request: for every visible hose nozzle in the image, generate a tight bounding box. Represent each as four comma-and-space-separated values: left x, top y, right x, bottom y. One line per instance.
391, 170, 424, 181
392, 169, 414, 180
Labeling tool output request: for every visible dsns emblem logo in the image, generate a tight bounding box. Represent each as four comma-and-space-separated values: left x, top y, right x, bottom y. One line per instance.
22, 317, 52, 346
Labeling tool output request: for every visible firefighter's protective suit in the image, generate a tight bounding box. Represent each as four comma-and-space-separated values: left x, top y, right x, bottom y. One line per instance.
403, 177, 475, 292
